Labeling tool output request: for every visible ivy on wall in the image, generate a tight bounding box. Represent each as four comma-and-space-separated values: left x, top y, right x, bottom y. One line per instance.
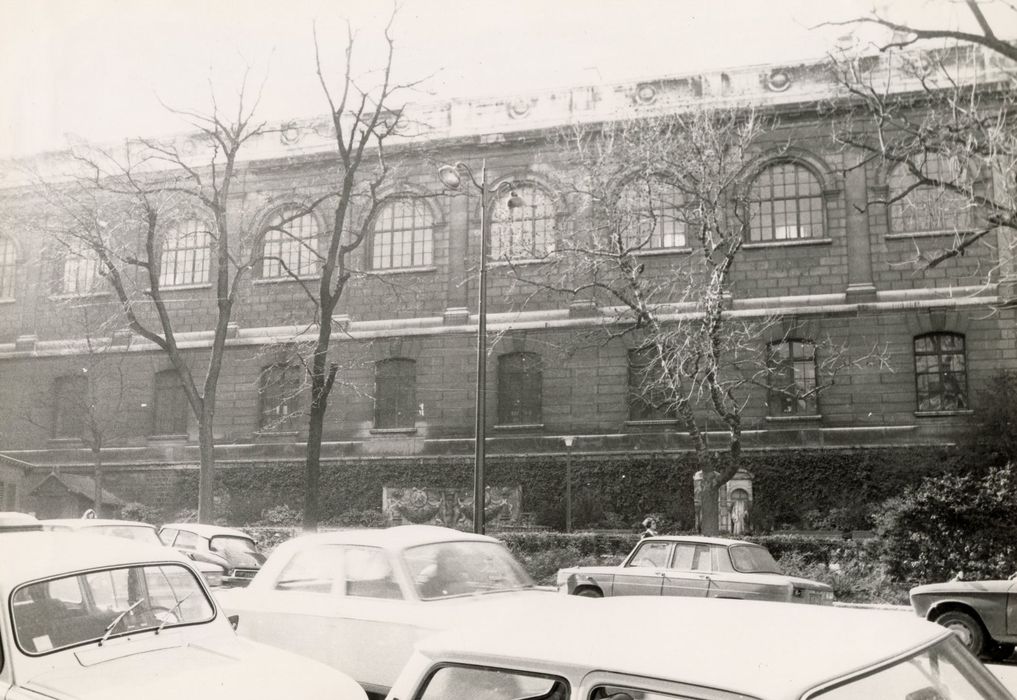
156, 446, 972, 530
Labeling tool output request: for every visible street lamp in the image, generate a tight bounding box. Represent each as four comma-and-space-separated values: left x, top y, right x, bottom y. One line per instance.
437, 160, 523, 534
563, 436, 575, 533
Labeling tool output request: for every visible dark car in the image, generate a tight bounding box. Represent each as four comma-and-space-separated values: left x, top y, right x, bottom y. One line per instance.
159, 523, 265, 587
556, 535, 834, 604
911, 578, 1017, 660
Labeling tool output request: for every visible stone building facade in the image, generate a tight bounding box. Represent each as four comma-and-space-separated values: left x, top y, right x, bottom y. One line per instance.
0, 52, 1014, 528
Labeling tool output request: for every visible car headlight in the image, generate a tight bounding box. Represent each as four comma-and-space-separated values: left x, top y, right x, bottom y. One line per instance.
202, 570, 224, 588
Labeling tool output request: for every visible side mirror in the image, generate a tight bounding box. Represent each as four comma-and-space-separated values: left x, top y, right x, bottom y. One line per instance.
228, 614, 239, 631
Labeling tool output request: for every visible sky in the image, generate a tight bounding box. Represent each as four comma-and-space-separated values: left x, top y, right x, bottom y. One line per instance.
2, 0, 1016, 158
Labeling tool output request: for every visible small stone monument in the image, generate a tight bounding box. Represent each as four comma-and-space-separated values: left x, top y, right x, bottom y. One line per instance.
694, 469, 754, 534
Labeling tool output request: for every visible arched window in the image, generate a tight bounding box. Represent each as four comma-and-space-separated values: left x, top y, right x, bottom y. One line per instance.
627, 346, 676, 422
490, 184, 556, 260
371, 198, 434, 270
747, 162, 824, 242
0, 236, 16, 298
497, 352, 542, 425
766, 340, 818, 416
53, 374, 88, 438
888, 156, 971, 234
153, 370, 188, 435
375, 358, 416, 429
259, 363, 303, 431
60, 240, 98, 295
160, 219, 210, 287
261, 206, 320, 279
914, 332, 968, 412
616, 176, 686, 251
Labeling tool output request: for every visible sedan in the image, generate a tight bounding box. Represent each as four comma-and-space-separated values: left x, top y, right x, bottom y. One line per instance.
911, 578, 1017, 660
216, 524, 548, 697
159, 522, 265, 587
556, 534, 834, 603
1, 532, 366, 700
389, 596, 1013, 700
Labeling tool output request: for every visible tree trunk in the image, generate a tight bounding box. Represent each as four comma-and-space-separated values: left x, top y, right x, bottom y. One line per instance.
92, 448, 103, 516
303, 402, 325, 532
699, 467, 720, 536
197, 406, 215, 523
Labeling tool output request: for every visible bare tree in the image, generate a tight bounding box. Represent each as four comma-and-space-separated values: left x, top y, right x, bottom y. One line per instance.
826, 0, 1017, 279
514, 109, 887, 534
33, 79, 274, 523
274, 14, 426, 530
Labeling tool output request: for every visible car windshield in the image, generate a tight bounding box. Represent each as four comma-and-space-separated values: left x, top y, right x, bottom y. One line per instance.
404, 541, 534, 600
209, 535, 263, 566
810, 635, 1009, 699
11, 563, 215, 655
728, 544, 782, 574
87, 525, 162, 546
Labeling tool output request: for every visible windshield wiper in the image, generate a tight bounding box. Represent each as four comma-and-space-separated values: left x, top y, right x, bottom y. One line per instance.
156, 592, 195, 635
99, 599, 146, 646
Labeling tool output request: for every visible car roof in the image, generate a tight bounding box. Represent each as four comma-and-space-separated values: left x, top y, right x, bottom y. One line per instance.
0, 532, 192, 591
0, 511, 42, 528
42, 518, 156, 530
279, 525, 499, 551
417, 596, 948, 699
160, 523, 255, 540
639, 535, 750, 547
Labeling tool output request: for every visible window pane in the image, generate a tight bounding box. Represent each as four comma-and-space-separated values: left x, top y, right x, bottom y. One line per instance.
628, 346, 675, 421
160, 220, 210, 286
497, 352, 542, 425
262, 207, 320, 279
767, 340, 818, 417
0, 236, 16, 298
61, 241, 98, 295
617, 177, 686, 251
259, 364, 302, 431
343, 547, 402, 599
490, 185, 556, 260
748, 163, 825, 242
914, 333, 967, 411
371, 198, 434, 270
889, 155, 971, 233
375, 359, 416, 429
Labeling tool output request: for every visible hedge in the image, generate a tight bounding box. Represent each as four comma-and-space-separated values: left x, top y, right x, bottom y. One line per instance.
159, 445, 971, 532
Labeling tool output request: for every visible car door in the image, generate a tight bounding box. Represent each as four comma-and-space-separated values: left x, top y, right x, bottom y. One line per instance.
612, 541, 673, 596
660, 543, 711, 597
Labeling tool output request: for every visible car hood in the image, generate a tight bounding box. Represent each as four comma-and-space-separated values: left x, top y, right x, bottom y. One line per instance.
22, 633, 364, 700
911, 580, 1014, 596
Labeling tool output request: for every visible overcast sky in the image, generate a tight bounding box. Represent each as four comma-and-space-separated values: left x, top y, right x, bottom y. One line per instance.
2, 0, 1015, 158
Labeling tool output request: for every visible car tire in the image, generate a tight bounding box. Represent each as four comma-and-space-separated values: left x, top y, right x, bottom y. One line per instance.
936, 610, 986, 656
574, 586, 603, 598
987, 643, 1015, 662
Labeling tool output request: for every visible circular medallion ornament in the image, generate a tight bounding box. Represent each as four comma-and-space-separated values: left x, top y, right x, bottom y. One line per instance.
507, 98, 533, 119
280, 123, 302, 145
766, 71, 792, 92
635, 83, 658, 105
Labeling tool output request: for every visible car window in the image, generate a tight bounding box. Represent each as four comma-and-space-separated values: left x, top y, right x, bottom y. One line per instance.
174, 530, 201, 550
591, 685, 705, 700
344, 547, 403, 599
47, 576, 83, 605
274, 545, 344, 593
11, 563, 214, 655
670, 544, 696, 571
627, 542, 671, 568
711, 546, 734, 572
690, 545, 711, 572
419, 665, 568, 700
728, 545, 781, 574
809, 636, 1005, 700
210, 536, 263, 567
405, 541, 533, 600
159, 528, 178, 545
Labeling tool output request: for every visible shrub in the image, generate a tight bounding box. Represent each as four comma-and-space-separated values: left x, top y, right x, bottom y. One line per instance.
325, 509, 388, 528
260, 504, 302, 526
120, 502, 163, 524
876, 462, 1017, 584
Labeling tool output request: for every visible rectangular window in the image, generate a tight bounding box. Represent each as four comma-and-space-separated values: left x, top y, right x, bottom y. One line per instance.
160, 220, 210, 287
53, 375, 88, 438
914, 333, 968, 411
497, 352, 542, 425
259, 364, 303, 431
627, 347, 676, 422
153, 371, 188, 435
60, 243, 98, 295
374, 359, 416, 429
767, 340, 818, 416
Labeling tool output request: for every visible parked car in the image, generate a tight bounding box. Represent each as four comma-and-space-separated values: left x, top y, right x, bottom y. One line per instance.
216, 525, 549, 697
43, 517, 225, 588
0, 532, 367, 700
388, 595, 1013, 700
911, 577, 1017, 659
159, 522, 265, 587
0, 510, 42, 532
556, 534, 834, 603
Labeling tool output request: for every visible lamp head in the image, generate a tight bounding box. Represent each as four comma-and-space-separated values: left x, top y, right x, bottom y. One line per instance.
437, 165, 463, 190
505, 189, 525, 210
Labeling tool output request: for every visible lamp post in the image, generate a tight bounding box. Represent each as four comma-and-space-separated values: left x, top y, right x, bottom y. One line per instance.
563, 436, 575, 533
437, 160, 523, 535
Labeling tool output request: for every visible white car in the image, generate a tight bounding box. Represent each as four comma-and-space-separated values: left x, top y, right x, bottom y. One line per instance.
217, 525, 549, 697
0, 532, 366, 700
388, 595, 1015, 700
42, 517, 226, 588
